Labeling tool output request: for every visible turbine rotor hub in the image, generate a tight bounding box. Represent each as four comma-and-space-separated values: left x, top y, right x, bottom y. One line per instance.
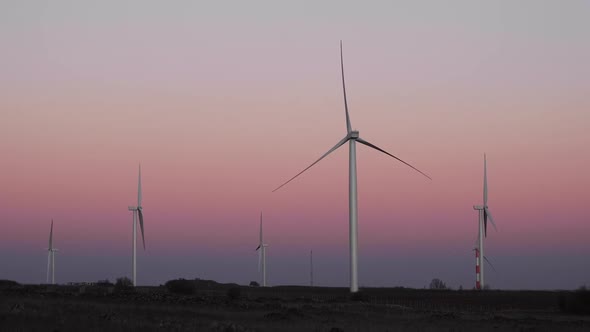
350, 130, 359, 138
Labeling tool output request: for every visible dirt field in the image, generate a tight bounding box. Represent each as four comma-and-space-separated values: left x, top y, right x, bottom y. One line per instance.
1, 284, 589, 331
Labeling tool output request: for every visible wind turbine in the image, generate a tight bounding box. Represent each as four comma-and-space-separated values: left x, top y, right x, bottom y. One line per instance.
255, 212, 268, 287
128, 164, 145, 287
273, 41, 431, 293
473, 154, 497, 290
46, 219, 58, 284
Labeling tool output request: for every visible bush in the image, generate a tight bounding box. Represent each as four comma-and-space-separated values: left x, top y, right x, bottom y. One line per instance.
429, 278, 448, 290
249, 281, 260, 287
0, 280, 20, 289
559, 289, 590, 315
165, 279, 196, 295
227, 286, 241, 300
115, 277, 133, 291
96, 279, 114, 286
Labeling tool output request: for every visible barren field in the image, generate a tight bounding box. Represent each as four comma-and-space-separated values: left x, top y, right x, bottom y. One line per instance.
1, 283, 589, 331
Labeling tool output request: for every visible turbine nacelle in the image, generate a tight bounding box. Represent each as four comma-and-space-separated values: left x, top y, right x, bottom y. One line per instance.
349, 131, 359, 139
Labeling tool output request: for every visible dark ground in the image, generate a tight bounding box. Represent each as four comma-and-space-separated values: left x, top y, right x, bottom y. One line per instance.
1, 282, 589, 331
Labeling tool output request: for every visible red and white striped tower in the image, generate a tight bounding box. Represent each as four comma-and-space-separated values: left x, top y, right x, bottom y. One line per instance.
475, 248, 481, 290
473, 204, 485, 290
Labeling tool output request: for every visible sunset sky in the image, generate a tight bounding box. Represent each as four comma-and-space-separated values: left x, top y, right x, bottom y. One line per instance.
1, 1, 589, 289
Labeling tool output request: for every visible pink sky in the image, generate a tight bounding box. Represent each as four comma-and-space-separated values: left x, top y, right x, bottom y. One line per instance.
0, 1, 589, 289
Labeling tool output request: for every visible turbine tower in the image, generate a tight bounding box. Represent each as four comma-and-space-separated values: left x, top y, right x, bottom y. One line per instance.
474, 246, 496, 290
255, 212, 268, 287
128, 164, 146, 287
46, 219, 58, 284
273, 41, 431, 293
473, 154, 497, 290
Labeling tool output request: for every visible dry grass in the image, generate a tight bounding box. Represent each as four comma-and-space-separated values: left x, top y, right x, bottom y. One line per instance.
1, 285, 589, 331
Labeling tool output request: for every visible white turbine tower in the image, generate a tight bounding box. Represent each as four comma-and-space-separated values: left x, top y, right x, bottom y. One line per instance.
128, 164, 146, 287
256, 212, 268, 287
473, 154, 497, 290
273, 41, 431, 293
46, 219, 58, 284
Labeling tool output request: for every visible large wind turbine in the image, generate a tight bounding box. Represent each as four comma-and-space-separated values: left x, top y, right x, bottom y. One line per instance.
128, 164, 146, 287
273, 41, 431, 293
473, 154, 497, 290
46, 219, 58, 284
255, 212, 268, 287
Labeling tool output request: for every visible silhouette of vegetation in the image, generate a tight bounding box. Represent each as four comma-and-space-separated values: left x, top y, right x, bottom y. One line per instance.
0, 280, 20, 289
227, 286, 241, 300
559, 288, 590, 315
164, 278, 241, 295
249, 281, 260, 287
114, 277, 133, 291
165, 278, 196, 295
429, 278, 448, 290
96, 279, 114, 287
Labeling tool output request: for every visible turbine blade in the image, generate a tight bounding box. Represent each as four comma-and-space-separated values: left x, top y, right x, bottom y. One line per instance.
138, 164, 142, 207
485, 207, 497, 232
483, 154, 487, 206
258, 248, 262, 272
340, 40, 352, 134
255, 245, 261, 251
483, 255, 497, 272
138, 209, 146, 250
49, 219, 53, 249
356, 137, 432, 180
272, 135, 350, 192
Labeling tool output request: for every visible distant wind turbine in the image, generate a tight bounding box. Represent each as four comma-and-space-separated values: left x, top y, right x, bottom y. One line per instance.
473, 154, 497, 290
128, 164, 146, 287
46, 219, 58, 284
256, 212, 268, 287
273, 41, 431, 293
